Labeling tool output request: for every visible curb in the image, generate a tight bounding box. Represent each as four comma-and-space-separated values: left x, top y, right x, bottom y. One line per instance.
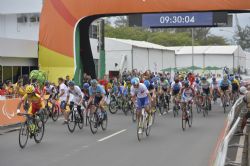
0, 123, 21, 135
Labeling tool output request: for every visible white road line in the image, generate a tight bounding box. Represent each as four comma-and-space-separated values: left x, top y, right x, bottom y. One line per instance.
98, 129, 127, 142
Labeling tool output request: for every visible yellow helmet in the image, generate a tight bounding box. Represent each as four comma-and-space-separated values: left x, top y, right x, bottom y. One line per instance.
25, 85, 35, 94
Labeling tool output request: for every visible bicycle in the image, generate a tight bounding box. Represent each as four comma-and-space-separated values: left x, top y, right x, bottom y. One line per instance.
202, 94, 210, 117
231, 90, 239, 105
158, 92, 170, 115
89, 104, 108, 134
67, 104, 84, 133
109, 95, 127, 115
172, 95, 180, 117
212, 88, 220, 103
195, 94, 202, 114
221, 90, 231, 114
17, 111, 45, 149
137, 106, 152, 141
42, 98, 60, 123
181, 101, 193, 131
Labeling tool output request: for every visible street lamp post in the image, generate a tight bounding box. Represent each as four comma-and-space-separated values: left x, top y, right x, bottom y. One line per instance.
191, 28, 194, 72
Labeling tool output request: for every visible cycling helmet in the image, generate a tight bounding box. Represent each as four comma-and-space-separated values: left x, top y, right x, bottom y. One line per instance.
240, 86, 247, 95
68, 81, 75, 87
83, 83, 90, 89
212, 77, 216, 82
144, 80, 150, 88
131, 77, 140, 86
174, 78, 180, 83
26, 85, 35, 94
126, 76, 131, 82
90, 79, 98, 86
184, 81, 189, 87
201, 77, 206, 81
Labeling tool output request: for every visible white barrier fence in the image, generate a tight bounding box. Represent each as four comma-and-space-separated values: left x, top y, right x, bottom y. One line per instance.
213, 96, 244, 166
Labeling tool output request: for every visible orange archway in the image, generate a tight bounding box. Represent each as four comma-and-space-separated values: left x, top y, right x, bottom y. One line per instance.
39, 0, 250, 83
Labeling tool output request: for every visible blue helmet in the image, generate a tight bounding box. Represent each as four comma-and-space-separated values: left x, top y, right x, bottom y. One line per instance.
83, 83, 90, 89
68, 81, 75, 87
131, 77, 140, 86
201, 77, 206, 81
144, 80, 150, 88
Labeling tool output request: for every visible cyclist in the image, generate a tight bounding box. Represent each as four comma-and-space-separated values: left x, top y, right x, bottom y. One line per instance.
17, 85, 43, 115
144, 80, 156, 108
131, 77, 152, 133
219, 75, 231, 106
231, 76, 240, 100
211, 77, 220, 102
171, 78, 182, 104
200, 77, 212, 110
43, 81, 58, 105
65, 81, 84, 124
180, 81, 195, 114
58, 77, 69, 124
87, 79, 106, 118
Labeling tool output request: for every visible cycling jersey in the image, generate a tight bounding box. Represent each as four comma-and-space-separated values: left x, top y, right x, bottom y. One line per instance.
67, 86, 83, 104
22, 93, 43, 114
131, 83, 149, 99
211, 81, 219, 89
171, 82, 182, 95
181, 88, 194, 102
200, 81, 210, 89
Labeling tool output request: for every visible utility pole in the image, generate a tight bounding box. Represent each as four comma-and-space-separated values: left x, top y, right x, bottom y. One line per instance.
192, 28, 194, 72
98, 19, 105, 79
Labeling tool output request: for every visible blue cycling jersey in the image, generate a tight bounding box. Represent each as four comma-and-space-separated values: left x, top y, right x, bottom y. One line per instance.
89, 85, 106, 96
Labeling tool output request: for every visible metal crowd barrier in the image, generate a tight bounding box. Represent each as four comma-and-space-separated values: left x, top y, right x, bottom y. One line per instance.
213, 96, 244, 166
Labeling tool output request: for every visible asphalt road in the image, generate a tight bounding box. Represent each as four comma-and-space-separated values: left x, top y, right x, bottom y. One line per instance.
0, 103, 227, 166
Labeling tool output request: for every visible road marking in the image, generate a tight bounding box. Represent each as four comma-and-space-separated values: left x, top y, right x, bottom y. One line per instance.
98, 129, 127, 142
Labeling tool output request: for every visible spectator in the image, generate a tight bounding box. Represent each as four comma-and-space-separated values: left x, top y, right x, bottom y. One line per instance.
64, 75, 71, 87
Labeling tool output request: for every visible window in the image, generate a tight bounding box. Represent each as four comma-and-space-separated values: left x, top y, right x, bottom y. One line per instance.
89, 25, 98, 39
22, 66, 30, 76
3, 66, 12, 83
93, 59, 99, 78
13, 66, 21, 83
30, 66, 38, 71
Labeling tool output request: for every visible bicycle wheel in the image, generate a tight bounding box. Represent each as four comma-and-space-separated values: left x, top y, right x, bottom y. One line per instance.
146, 116, 151, 136
19, 122, 29, 149
40, 108, 49, 124
67, 111, 76, 133
51, 104, 60, 122
122, 100, 129, 116
109, 99, 118, 114
151, 107, 156, 124
137, 115, 143, 141
34, 117, 45, 143
182, 111, 187, 131
173, 105, 177, 117
132, 107, 137, 123
188, 109, 193, 127
89, 112, 98, 134
223, 96, 227, 114
101, 112, 108, 131
77, 112, 84, 129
